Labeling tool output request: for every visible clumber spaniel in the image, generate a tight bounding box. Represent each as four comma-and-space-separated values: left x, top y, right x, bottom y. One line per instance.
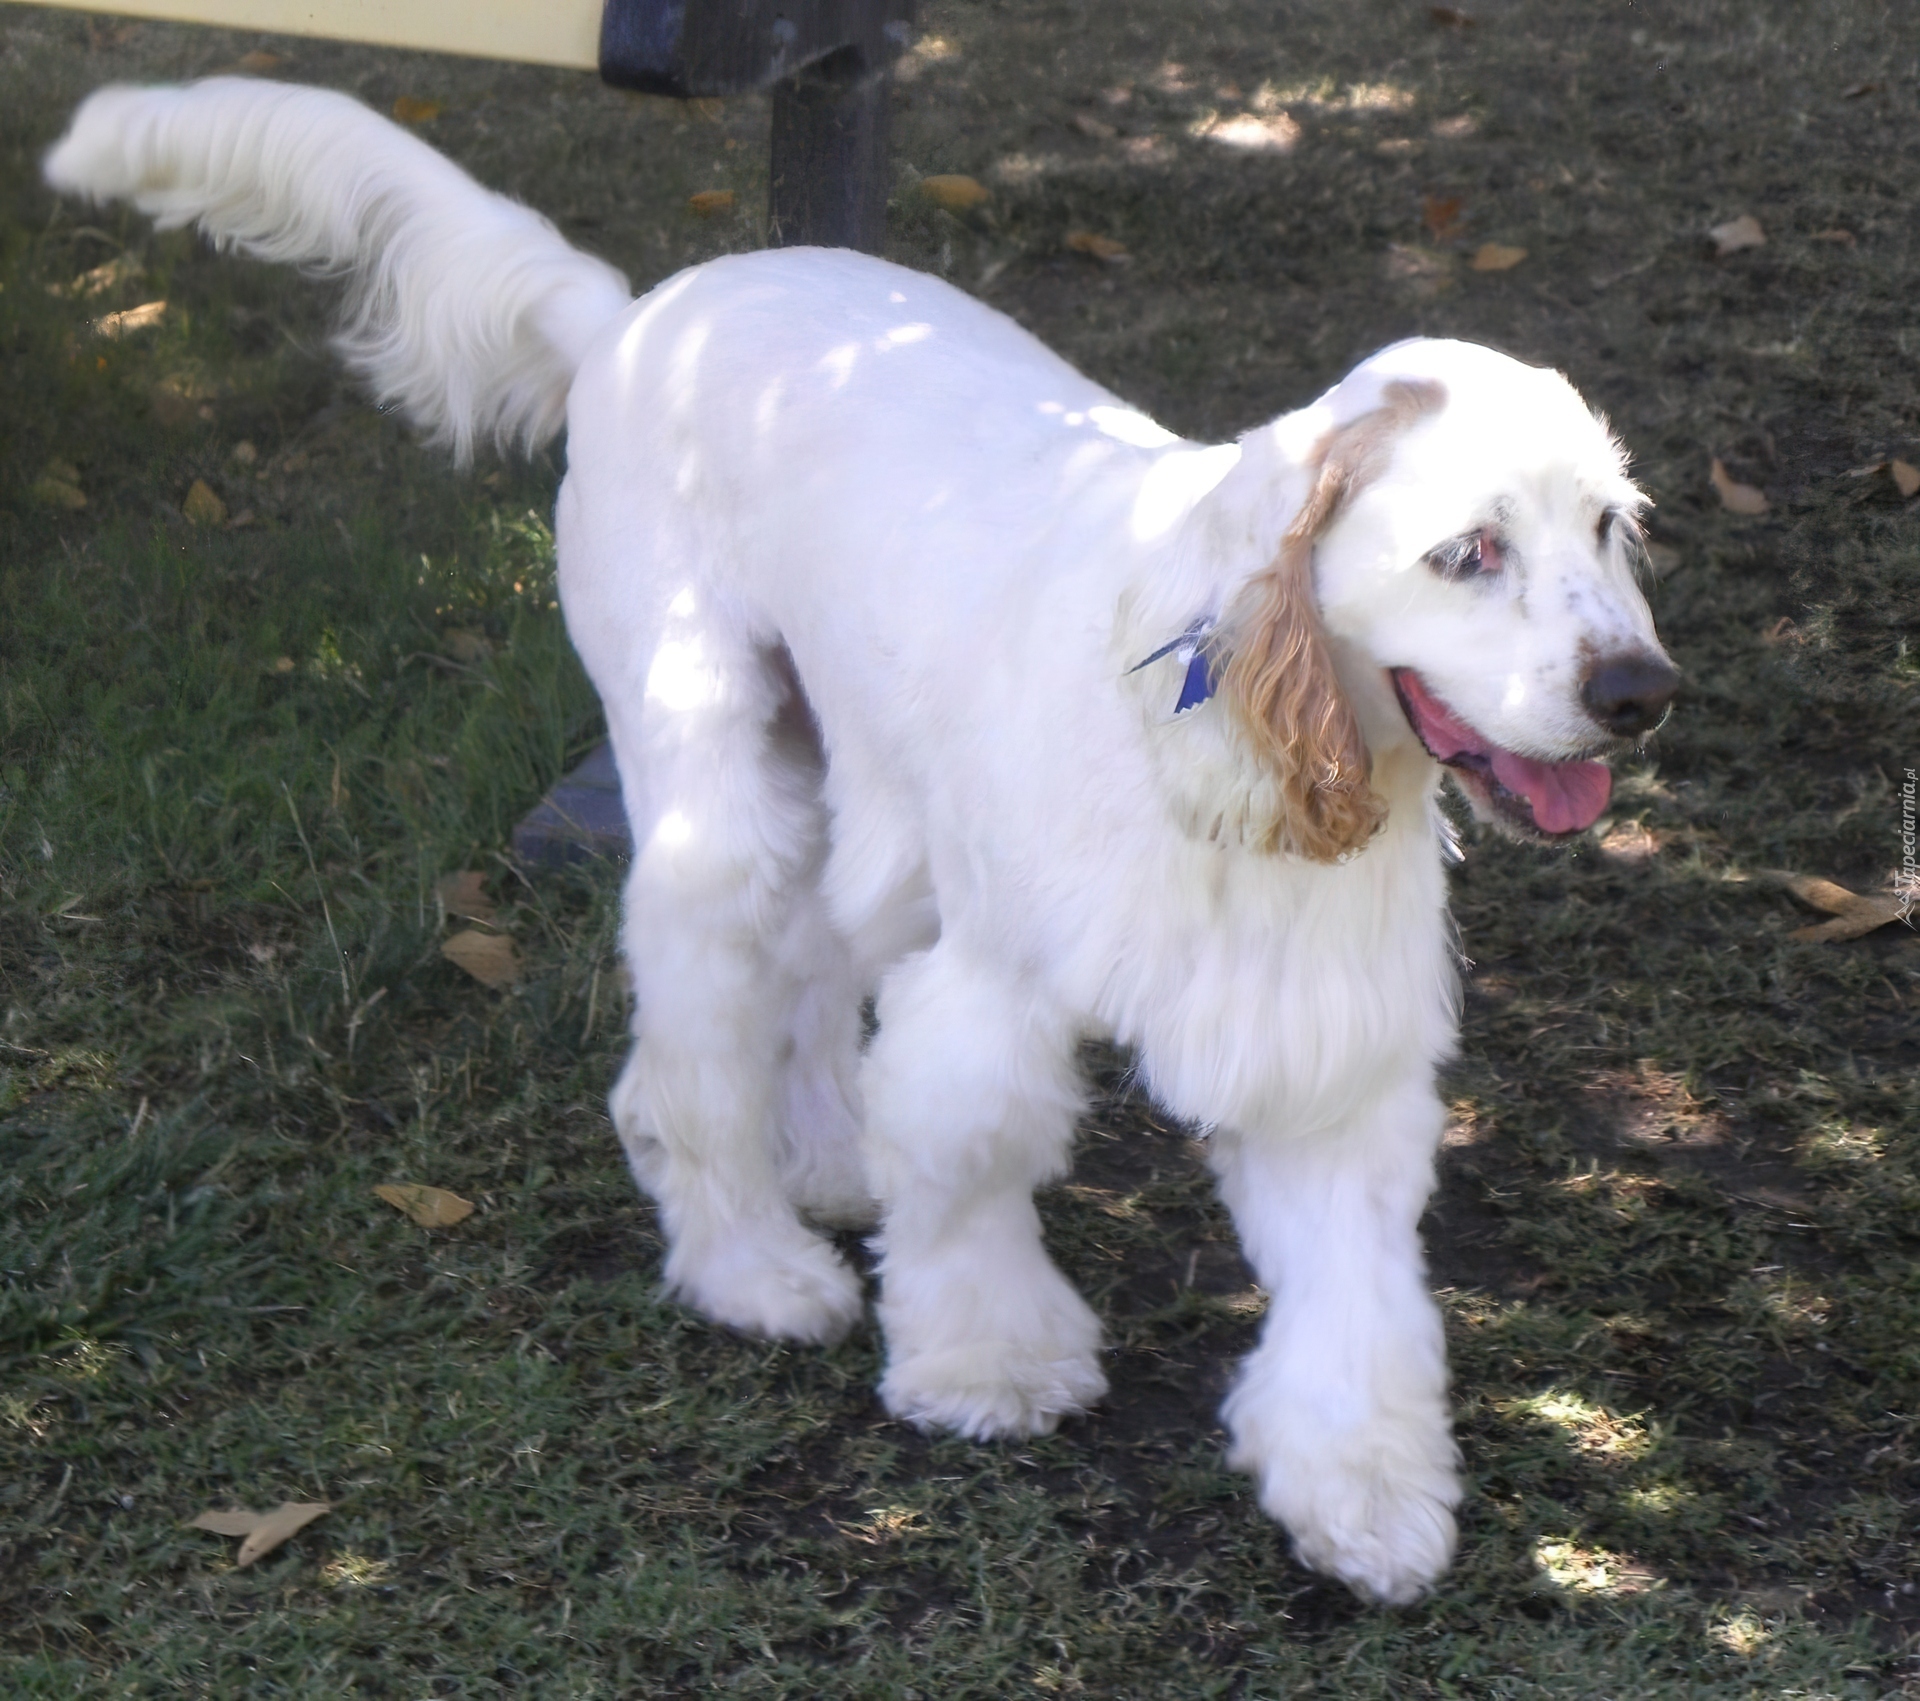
48, 79, 1677, 1603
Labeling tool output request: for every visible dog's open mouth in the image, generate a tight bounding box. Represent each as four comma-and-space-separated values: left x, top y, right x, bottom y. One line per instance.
1391, 668, 1611, 838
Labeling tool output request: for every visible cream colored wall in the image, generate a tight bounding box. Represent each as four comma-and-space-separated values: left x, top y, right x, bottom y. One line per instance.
17, 0, 601, 69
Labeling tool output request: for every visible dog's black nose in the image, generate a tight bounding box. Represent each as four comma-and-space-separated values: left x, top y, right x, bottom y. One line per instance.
1580, 652, 1679, 737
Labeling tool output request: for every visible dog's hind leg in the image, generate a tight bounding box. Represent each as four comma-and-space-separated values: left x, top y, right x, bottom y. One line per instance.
867, 942, 1107, 1438
770, 898, 875, 1229
604, 630, 865, 1345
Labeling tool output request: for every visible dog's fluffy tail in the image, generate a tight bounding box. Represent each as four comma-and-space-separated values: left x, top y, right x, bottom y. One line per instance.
45, 78, 633, 461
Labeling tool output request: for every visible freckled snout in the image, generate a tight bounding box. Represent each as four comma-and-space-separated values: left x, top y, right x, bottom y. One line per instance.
1580, 651, 1679, 737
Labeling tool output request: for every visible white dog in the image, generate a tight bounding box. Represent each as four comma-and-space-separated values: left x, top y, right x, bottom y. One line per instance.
48, 79, 1677, 1603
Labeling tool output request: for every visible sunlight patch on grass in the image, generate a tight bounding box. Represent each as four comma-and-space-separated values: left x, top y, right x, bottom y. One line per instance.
1256, 76, 1417, 115
0, 1393, 51, 1443
1533, 1538, 1662, 1596
320, 1552, 396, 1590
1756, 1274, 1831, 1331
1507, 1389, 1652, 1461
1622, 1482, 1694, 1517
52, 1337, 127, 1384
843, 1505, 932, 1546
1802, 1118, 1884, 1168
1708, 1608, 1772, 1656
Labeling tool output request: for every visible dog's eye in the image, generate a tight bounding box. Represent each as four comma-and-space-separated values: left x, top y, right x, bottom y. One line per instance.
1423, 530, 1503, 581
1596, 508, 1619, 547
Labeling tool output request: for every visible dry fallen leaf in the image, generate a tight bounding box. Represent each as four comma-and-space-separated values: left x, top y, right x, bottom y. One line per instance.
686, 189, 736, 216
58, 255, 144, 299
1812, 227, 1856, 246
1071, 112, 1117, 140
1891, 459, 1920, 499
94, 299, 167, 338
189, 1502, 331, 1567
441, 628, 493, 665
1429, 4, 1477, 24
374, 1182, 476, 1228
920, 174, 990, 212
1709, 214, 1766, 257
182, 480, 228, 527
391, 95, 442, 125
1065, 230, 1128, 261
1421, 193, 1465, 241
436, 869, 496, 923
1710, 458, 1769, 516
32, 461, 86, 509
1781, 873, 1909, 943
1840, 80, 1881, 99
442, 928, 521, 988
1470, 242, 1527, 272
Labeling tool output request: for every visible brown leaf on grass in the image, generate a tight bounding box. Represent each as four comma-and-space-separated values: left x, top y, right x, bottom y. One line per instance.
1421, 193, 1465, 241
1780, 873, 1910, 942
391, 95, 442, 125
189, 1502, 331, 1566
1710, 458, 1769, 515
94, 299, 166, 338
1709, 214, 1766, 257
921, 174, 990, 212
1065, 230, 1129, 261
1891, 459, 1920, 499
1812, 228, 1856, 245
1071, 113, 1117, 140
374, 1183, 476, 1228
440, 628, 493, 665
182, 480, 228, 527
1429, 5, 1476, 24
32, 461, 86, 509
1470, 242, 1527, 271
442, 929, 520, 987
53, 255, 144, 299
686, 189, 736, 215
436, 870, 496, 923
1841, 80, 1881, 99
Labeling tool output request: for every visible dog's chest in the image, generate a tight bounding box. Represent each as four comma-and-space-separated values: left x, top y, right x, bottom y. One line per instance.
1089, 825, 1457, 1133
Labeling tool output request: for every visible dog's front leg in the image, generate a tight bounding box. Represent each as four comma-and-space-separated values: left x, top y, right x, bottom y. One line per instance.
1208, 1071, 1460, 1604
864, 943, 1107, 1440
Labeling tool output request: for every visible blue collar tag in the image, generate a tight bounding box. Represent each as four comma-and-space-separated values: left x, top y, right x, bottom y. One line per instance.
1130, 617, 1224, 715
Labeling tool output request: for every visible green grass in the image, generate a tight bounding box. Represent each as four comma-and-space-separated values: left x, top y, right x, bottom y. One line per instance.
3, 0, 1919, 1694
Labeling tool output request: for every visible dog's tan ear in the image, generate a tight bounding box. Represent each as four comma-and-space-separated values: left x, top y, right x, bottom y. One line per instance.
1221, 379, 1445, 861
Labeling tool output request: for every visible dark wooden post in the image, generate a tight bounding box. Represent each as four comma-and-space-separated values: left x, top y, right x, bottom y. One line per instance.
600, 0, 911, 255
767, 45, 894, 252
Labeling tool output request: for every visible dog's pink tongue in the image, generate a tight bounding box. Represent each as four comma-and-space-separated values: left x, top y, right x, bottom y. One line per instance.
1488, 749, 1611, 834
1394, 669, 1612, 834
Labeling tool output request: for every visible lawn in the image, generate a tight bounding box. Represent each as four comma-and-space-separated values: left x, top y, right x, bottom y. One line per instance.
2, 0, 1917, 1694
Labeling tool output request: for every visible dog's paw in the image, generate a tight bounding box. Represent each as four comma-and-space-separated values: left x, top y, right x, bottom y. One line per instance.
666, 1228, 864, 1346
880, 1332, 1108, 1441
1228, 1417, 1461, 1605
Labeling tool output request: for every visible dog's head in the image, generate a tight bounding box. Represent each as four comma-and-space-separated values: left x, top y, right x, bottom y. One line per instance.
1222, 339, 1675, 857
